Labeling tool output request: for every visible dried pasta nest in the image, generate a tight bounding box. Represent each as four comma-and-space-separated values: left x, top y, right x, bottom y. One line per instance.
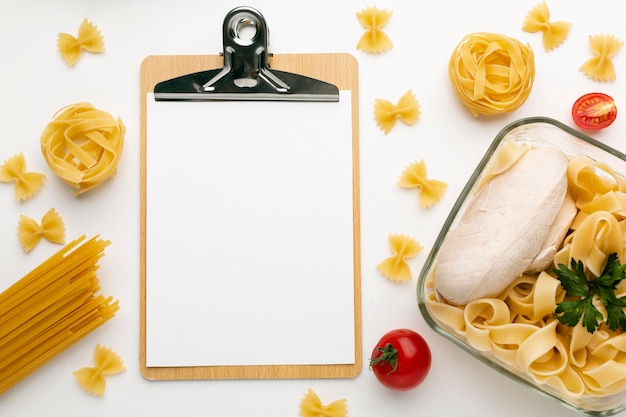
40, 102, 125, 195
449, 32, 535, 117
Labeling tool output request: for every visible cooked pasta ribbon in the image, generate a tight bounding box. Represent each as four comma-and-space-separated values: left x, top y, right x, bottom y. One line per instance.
17, 208, 66, 253
356, 7, 393, 54
580, 34, 623, 82
426, 153, 626, 400
449, 32, 535, 116
398, 160, 447, 208
474, 140, 530, 194
522, 1, 571, 51
40, 102, 125, 195
0, 153, 46, 201
299, 388, 347, 417
555, 211, 623, 277
567, 156, 623, 207
57, 18, 105, 66
73, 344, 125, 397
377, 234, 423, 282
374, 90, 420, 134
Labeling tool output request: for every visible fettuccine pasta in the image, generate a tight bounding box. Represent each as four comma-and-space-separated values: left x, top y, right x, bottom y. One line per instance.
426, 150, 626, 401
40, 102, 125, 195
448, 32, 535, 116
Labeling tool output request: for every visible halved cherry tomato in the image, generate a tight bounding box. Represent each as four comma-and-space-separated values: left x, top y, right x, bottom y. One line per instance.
571, 92, 617, 130
369, 328, 431, 391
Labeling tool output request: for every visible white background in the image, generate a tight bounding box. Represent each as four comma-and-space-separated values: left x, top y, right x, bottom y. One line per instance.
1, 1, 626, 416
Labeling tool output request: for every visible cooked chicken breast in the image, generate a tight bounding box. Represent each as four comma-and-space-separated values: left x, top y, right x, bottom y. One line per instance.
435, 146, 569, 305
525, 191, 577, 273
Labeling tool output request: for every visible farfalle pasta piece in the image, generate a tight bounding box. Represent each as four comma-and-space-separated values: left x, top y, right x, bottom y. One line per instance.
74, 344, 125, 397
17, 208, 66, 253
299, 388, 347, 417
398, 160, 447, 208
377, 234, 423, 282
58, 18, 105, 66
374, 90, 420, 134
449, 32, 535, 116
0, 153, 46, 201
522, 1, 572, 51
356, 7, 393, 54
580, 34, 623, 82
40, 102, 125, 195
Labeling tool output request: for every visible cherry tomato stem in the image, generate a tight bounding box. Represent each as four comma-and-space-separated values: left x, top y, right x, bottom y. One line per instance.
370, 343, 399, 374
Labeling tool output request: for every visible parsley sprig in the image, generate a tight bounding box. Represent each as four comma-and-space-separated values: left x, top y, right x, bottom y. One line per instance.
554, 253, 626, 333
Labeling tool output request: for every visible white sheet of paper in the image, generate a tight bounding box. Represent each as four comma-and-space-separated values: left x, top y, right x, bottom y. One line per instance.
145, 91, 355, 367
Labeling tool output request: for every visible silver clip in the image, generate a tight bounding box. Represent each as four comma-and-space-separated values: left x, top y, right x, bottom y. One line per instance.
154, 6, 339, 102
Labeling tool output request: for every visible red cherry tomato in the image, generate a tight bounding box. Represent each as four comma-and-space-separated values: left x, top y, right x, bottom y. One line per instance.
571, 92, 617, 130
369, 328, 432, 391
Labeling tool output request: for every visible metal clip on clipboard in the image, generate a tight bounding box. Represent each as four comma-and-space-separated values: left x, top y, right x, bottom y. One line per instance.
154, 6, 339, 102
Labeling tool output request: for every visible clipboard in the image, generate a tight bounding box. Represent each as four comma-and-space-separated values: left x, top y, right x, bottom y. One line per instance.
139, 6, 361, 380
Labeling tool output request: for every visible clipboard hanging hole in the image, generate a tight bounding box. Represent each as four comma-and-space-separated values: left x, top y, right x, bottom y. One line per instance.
229, 13, 259, 46
234, 77, 258, 88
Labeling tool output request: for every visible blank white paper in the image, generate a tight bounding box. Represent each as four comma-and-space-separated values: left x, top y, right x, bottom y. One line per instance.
145, 91, 355, 367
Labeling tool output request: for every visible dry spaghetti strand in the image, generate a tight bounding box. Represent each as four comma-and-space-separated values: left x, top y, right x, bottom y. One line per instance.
0, 235, 118, 396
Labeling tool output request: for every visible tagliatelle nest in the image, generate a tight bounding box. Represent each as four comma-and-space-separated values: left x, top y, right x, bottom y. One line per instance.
40, 102, 125, 195
449, 32, 535, 116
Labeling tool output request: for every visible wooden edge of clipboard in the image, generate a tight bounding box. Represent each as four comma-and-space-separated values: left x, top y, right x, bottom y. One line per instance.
139, 52, 361, 380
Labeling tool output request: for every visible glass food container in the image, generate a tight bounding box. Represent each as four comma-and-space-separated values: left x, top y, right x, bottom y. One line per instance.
417, 117, 626, 416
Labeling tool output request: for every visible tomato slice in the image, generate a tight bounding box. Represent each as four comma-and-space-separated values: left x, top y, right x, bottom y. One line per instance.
571, 92, 617, 130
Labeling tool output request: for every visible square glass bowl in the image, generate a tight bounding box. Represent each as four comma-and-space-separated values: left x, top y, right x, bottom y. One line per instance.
417, 117, 626, 416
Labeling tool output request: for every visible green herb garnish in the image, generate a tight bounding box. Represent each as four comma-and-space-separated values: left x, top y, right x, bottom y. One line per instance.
554, 253, 626, 333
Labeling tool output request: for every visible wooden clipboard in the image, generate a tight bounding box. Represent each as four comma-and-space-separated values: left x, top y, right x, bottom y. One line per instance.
139, 8, 360, 381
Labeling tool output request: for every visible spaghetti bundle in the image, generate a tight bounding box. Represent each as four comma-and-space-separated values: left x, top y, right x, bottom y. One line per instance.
0, 235, 118, 395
